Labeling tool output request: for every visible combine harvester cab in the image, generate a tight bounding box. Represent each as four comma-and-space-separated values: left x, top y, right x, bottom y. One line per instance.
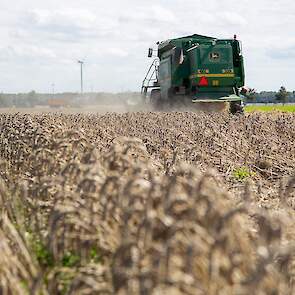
142, 34, 246, 114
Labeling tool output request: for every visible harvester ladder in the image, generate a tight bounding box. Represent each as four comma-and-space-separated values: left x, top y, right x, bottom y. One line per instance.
141, 59, 160, 97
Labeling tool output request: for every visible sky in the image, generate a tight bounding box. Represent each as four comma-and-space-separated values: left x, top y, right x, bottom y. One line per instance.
0, 0, 294, 93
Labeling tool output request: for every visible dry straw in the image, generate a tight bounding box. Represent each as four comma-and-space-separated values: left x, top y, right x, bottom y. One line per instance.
0, 112, 294, 294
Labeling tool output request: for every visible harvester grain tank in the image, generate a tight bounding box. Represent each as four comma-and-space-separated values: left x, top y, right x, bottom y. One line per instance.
142, 34, 246, 113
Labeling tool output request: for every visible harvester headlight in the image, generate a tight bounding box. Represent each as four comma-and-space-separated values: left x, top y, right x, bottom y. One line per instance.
222, 69, 234, 74
197, 69, 209, 74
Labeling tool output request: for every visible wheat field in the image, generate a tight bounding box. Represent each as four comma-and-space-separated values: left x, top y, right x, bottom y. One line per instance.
0, 111, 294, 294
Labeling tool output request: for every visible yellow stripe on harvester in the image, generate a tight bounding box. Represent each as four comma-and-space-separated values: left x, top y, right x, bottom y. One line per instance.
190, 73, 235, 79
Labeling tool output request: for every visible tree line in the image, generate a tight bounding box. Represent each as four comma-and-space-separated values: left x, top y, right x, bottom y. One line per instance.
0, 87, 294, 108
246, 86, 295, 104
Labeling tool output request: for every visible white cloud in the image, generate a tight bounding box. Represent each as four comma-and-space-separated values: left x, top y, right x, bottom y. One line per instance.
0, 45, 56, 62
119, 4, 176, 24
27, 9, 97, 29
150, 5, 176, 23
19, 9, 120, 42
0, 0, 294, 92
266, 43, 295, 60
217, 12, 247, 26
108, 48, 129, 58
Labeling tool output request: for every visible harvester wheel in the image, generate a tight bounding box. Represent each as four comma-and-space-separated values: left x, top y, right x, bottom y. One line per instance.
230, 101, 244, 115
150, 89, 162, 110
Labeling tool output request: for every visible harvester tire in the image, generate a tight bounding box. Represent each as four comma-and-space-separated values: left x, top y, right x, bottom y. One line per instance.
230, 102, 244, 115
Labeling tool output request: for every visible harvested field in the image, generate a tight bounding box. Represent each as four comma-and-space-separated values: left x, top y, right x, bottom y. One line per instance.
0, 111, 295, 294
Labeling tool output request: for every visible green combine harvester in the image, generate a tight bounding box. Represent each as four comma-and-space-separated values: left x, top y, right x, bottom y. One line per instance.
142, 34, 246, 113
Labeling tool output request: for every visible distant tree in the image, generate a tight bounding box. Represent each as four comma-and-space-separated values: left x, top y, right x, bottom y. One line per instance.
275, 86, 288, 104
248, 89, 257, 101
27, 90, 36, 98
241, 87, 257, 101
26, 90, 37, 107
0, 93, 9, 107
0, 93, 4, 107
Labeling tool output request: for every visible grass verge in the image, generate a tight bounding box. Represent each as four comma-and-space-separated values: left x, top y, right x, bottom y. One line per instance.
245, 104, 295, 112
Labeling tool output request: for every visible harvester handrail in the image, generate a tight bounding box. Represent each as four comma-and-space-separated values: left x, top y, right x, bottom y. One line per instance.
141, 58, 159, 95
